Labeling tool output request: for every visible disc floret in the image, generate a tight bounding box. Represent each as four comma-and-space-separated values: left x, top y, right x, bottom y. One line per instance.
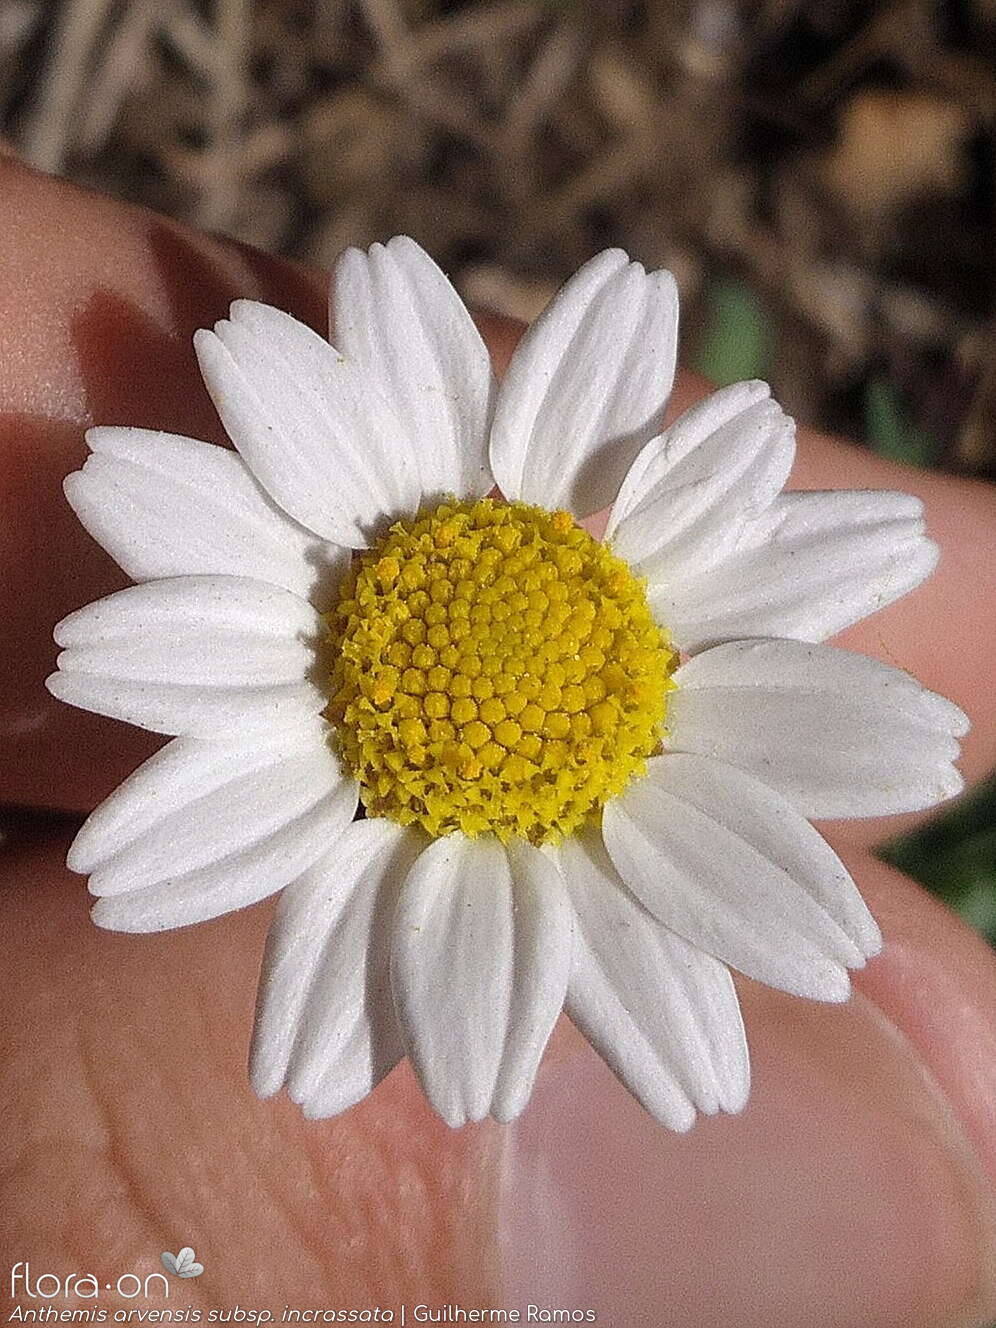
326, 498, 676, 844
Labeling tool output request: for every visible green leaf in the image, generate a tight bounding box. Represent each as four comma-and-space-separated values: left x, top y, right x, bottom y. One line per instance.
881, 778, 996, 946
693, 278, 770, 385
864, 378, 938, 468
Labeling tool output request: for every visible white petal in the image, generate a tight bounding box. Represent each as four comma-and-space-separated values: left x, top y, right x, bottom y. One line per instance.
490, 841, 573, 1123
66, 428, 347, 610
53, 577, 319, 684
390, 835, 570, 1126
490, 249, 678, 515
561, 829, 749, 1128
332, 236, 496, 501
603, 754, 874, 999
46, 671, 322, 741
391, 835, 514, 1126
251, 819, 421, 1113
195, 301, 422, 547
606, 382, 771, 523
669, 638, 967, 818
70, 721, 347, 895
652, 490, 939, 651
606, 382, 794, 576
90, 775, 357, 933
68, 720, 323, 871
47, 575, 325, 736
53, 575, 320, 650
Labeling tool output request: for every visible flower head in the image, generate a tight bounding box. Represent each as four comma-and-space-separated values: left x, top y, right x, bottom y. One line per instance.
47, 238, 967, 1129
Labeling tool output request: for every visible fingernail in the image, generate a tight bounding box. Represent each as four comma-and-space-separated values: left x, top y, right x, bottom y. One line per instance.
500, 998, 996, 1328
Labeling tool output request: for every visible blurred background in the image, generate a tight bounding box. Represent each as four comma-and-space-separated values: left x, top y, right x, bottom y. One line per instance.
1, 0, 994, 938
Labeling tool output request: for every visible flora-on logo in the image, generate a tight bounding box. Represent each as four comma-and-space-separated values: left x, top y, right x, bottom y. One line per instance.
160, 1248, 204, 1279
10, 1262, 169, 1300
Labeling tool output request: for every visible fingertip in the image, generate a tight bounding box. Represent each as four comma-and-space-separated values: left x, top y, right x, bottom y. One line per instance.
502, 1000, 996, 1327
843, 847, 996, 1191
0, 168, 332, 811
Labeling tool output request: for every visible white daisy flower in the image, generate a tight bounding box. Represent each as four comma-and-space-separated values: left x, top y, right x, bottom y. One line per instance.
47, 238, 967, 1130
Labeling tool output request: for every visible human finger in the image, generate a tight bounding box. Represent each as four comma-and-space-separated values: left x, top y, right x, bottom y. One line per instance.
3, 824, 995, 1327
0, 157, 325, 810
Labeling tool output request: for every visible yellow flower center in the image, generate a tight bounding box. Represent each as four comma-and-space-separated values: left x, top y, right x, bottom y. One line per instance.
325, 499, 677, 844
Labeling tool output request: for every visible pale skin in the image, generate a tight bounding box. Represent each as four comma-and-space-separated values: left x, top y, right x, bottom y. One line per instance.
2, 156, 996, 1327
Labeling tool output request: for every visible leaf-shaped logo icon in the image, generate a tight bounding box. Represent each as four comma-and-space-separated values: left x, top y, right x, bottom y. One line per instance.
161, 1247, 204, 1278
